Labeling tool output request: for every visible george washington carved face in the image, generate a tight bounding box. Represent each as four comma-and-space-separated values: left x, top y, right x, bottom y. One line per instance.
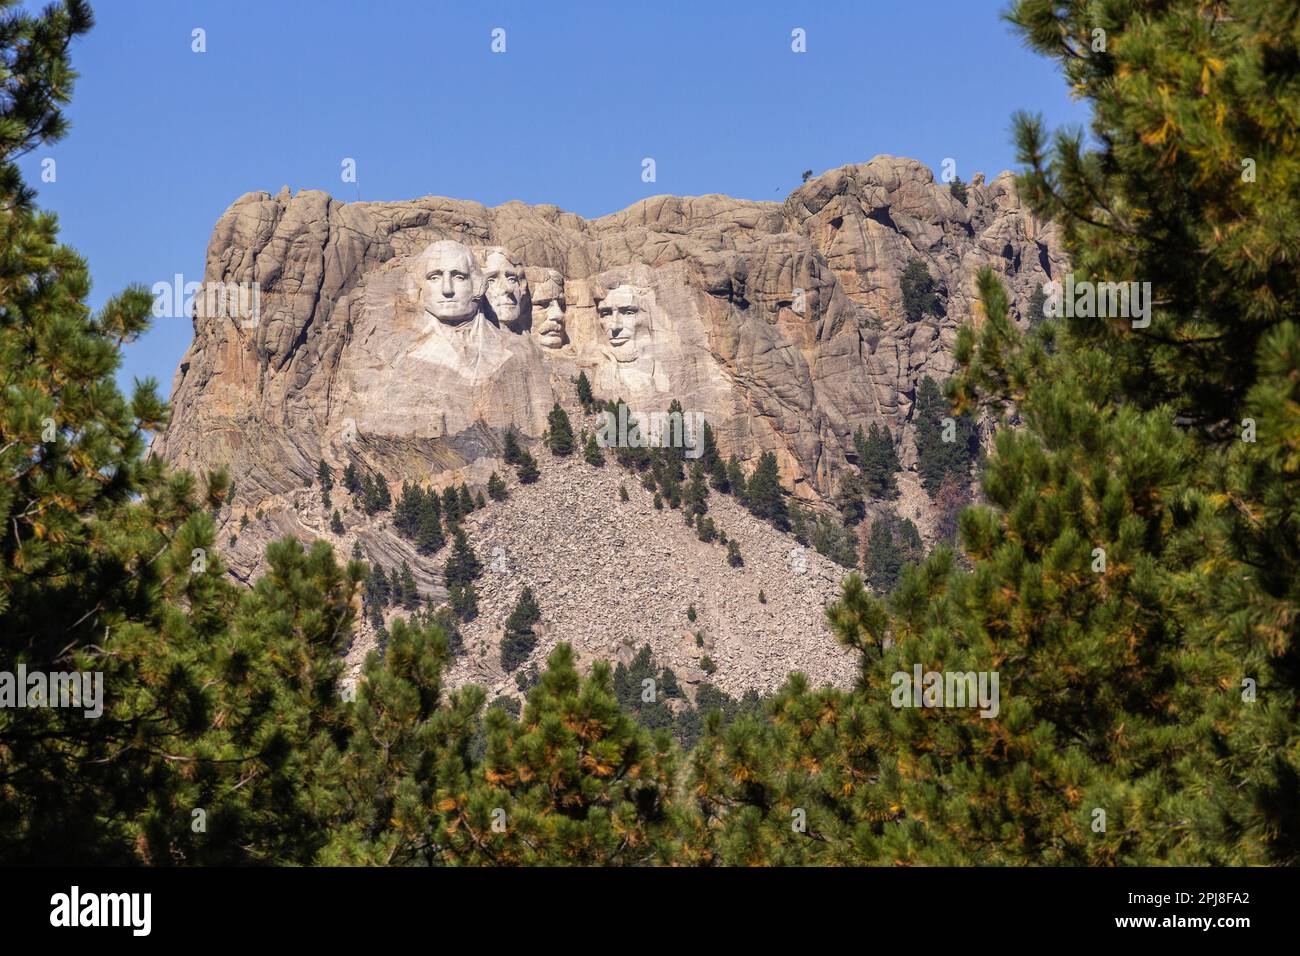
480, 247, 528, 330
414, 240, 485, 326
597, 284, 650, 362
531, 270, 566, 349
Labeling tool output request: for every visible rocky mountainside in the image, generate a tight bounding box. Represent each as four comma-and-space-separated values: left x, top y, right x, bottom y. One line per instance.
154, 155, 1063, 694
350, 436, 857, 701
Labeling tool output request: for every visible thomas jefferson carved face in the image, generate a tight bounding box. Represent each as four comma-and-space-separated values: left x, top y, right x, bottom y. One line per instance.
415, 240, 484, 326
598, 285, 649, 362
481, 248, 528, 330
531, 271, 566, 349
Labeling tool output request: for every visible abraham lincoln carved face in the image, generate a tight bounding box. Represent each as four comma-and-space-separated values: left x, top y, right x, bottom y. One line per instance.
597, 284, 650, 363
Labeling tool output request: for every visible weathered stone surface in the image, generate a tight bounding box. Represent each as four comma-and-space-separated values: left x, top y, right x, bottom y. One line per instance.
154, 156, 1063, 691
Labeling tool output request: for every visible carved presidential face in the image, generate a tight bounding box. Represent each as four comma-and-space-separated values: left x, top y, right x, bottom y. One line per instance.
598, 285, 649, 363
482, 249, 528, 329
531, 272, 566, 349
415, 241, 484, 325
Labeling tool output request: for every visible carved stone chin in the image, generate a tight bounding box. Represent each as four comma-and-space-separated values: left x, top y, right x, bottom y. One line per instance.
414, 240, 485, 326
480, 247, 529, 331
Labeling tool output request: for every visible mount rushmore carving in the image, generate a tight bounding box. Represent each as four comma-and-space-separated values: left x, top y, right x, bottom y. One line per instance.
153, 156, 1064, 583
410, 238, 663, 373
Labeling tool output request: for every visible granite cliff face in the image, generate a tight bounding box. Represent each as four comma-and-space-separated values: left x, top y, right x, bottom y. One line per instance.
154, 156, 1062, 692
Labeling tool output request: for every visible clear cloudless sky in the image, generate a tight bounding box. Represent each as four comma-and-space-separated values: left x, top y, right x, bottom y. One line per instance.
18, 0, 1089, 395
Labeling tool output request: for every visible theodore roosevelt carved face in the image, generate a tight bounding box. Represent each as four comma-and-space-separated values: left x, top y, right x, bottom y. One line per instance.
414, 240, 485, 326
531, 270, 566, 349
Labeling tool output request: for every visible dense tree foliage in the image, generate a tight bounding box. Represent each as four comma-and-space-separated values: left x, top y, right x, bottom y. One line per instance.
545, 402, 575, 456
855, 423, 901, 500
744, 451, 788, 530
914, 375, 977, 496
900, 258, 940, 321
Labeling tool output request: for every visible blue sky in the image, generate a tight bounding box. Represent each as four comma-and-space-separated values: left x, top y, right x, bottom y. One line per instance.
19, 0, 1088, 395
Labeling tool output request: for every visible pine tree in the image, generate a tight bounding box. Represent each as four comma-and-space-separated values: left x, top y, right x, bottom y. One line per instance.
701, 421, 723, 477
317, 458, 333, 492
1027, 282, 1047, 329
575, 370, 594, 412
660, 398, 687, 477
502, 428, 523, 465
368, 565, 391, 608
726, 540, 743, 567
696, 515, 717, 543
707, 451, 730, 494
914, 375, 974, 497
856, 423, 901, 499
745, 452, 788, 530
546, 402, 575, 456
500, 586, 541, 672
343, 461, 361, 494
318, 614, 483, 865
861, 513, 921, 591
657, 453, 682, 509
516, 450, 540, 484
458, 483, 475, 515
685, 462, 709, 518
438, 485, 459, 525
330, 509, 344, 535
487, 471, 508, 501
478, 643, 677, 863
444, 527, 483, 591
932, 474, 970, 543
726, 455, 746, 503
810, 513, 859, 569
948, 176, 968, 205
583, 431, 605, 467
374, 474, 391, 511
900, 258, 940, 321
398, 561, 419, 610
368, 600, 385, 635
415, 496, 445, 555
833, 471, 864, 527
448, 582, 478, 621
394, 481, 423, 537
